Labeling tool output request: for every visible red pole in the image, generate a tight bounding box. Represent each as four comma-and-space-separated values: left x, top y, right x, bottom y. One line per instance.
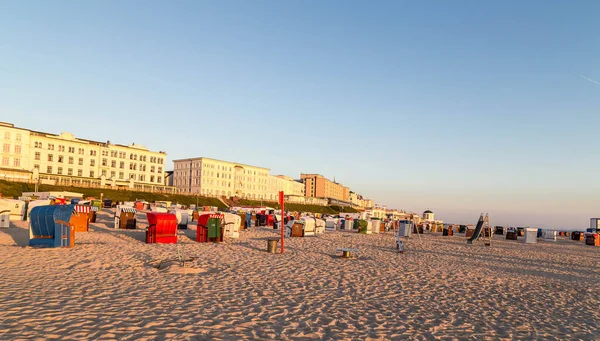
279, 191, 284, 253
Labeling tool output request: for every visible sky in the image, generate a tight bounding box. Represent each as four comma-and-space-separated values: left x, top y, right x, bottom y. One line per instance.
1, 0, 599, 229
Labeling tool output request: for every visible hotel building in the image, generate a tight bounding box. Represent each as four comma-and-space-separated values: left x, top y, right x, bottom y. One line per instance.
172, 157, 271, 199
268, 175, 305, 199
0, 122, 167, 189
300, 173, 350, 202
172, 157, 306, 200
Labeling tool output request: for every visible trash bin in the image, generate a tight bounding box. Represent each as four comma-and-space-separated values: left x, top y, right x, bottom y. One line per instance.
267, 238, 278, 253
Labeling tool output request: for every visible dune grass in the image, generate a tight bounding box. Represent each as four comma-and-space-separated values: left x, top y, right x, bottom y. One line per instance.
0, 180, 226, 209
0, 180, 361, 213
233, 199, 359, 214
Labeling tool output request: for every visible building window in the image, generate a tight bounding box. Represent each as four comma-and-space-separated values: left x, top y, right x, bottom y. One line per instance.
78, 158, 83, 165
102, 150, 109, 156
120, 161, 124, 169
58, 155, 64, 163
90, 160, 95, 166
111, 151, 117, 157
47, 166, 52, 173
58, 145, 65, 152
4, 132, 9, 139
77, 169, 83, 177
150, 175, 155, 182
158, 177, 162, 183
110, 171, 116, 178
111, 160, 116, 168
67, 168, 73, 176
2, 143, 9, 153
150, 166, 155, 173
78, 148, 84, 155
48, 154, 53, 162
89, 170, 95, 177
57, 167, 63, 175
89, 150, 96, 156
139, 174, 144, 181
68, 147, 75, 153
68, 156, 74, 164
13, 158, 20, 167
1, 157, 8, 166
14, 145, 21, 154
34, 152, 40, 160
33, 164, 39, 169
15, 133, 21, 141
101, 170, 107, 176
158, 167, 162, 173
102, 158, 107, 166
130, 174, 135, 179
119, 172, 124, 179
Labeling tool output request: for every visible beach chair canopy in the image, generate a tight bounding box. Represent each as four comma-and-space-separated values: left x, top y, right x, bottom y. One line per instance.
222, 213, 241, 238
146, 212, 177, 244
29, 204, 75, 247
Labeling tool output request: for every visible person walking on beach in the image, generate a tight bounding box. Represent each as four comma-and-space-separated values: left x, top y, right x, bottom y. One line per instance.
246, 212, 252, 229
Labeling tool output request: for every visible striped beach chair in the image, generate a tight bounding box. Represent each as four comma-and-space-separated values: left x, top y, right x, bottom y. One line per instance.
71, 205, 91, 232
115, 206, 137, 229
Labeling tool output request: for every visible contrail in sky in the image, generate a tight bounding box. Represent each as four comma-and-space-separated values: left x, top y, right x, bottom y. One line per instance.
580, 74, 599, 85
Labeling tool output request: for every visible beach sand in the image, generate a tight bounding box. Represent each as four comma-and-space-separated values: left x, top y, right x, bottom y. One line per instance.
1, 210, 600, 340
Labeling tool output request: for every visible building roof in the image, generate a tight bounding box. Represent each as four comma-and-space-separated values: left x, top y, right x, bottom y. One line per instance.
7, 122, 166, 154
172, 157, 270, 170
424, 210, 433, 214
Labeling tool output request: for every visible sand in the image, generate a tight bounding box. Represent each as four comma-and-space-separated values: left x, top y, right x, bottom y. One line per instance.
1, 210, 600, 340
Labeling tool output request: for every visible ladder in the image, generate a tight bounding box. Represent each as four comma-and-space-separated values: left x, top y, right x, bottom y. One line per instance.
478, 213, 492, 246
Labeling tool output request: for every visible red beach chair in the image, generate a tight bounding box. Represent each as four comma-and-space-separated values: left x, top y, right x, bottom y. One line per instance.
146, 213, 177, 244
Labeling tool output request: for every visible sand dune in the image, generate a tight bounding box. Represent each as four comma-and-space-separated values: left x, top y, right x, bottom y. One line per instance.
1, 210, 599, 340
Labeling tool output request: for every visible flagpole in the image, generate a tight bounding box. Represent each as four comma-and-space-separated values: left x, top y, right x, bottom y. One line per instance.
279, 191, 284, 253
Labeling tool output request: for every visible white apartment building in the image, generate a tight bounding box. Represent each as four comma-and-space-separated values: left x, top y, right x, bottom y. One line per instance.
173, 157, 271, 199
349, 192, 374, 209
0, 122, 32, 181
0, 122, 167, 188
268, 175, 305, 200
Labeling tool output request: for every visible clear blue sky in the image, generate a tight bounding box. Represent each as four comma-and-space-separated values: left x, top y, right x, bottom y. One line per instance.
1, 0, 599, 229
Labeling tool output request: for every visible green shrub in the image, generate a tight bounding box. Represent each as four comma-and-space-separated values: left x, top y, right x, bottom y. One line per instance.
0, 180, 226, 209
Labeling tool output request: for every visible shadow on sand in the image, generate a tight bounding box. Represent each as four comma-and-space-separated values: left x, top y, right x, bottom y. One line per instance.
2, 223, 30, 247
92, 224, 147, 243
